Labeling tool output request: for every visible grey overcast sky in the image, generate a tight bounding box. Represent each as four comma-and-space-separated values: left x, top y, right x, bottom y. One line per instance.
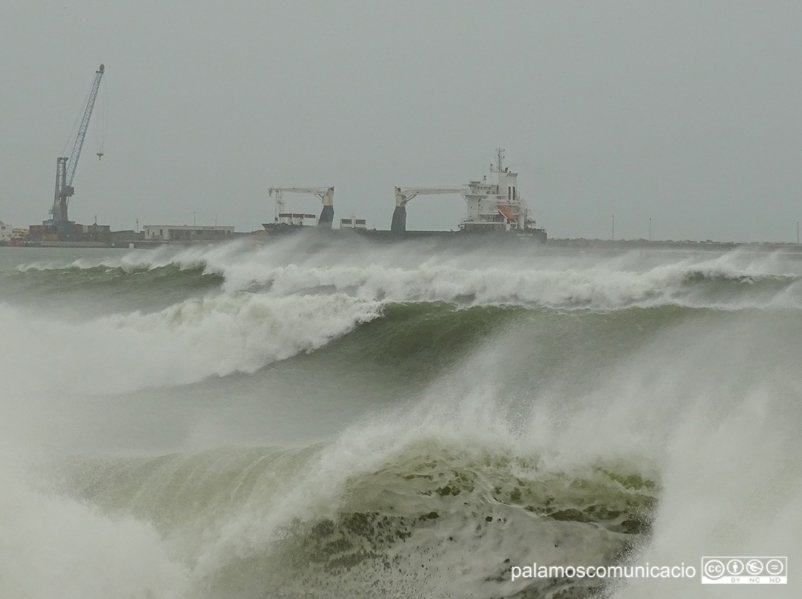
1, 1, 801, 241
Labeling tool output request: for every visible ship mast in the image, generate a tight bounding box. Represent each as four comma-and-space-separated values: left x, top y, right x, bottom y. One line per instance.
494, 148, 505, 175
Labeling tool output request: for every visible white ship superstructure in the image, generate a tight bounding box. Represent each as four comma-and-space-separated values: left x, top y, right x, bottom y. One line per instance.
389, 149, 545, 239
459, 149, 532, 232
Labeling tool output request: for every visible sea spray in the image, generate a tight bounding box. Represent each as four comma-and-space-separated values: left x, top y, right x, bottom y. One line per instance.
0, 293, 382, 394
1, 242, 801, 598
8, 240, 801, 310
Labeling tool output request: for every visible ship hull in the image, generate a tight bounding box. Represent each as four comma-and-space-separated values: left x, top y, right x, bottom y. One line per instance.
262, 224, 547, 244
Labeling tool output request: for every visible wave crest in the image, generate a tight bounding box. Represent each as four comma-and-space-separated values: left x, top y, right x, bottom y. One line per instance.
51, 440, 657, 599
0, 293, 381, 394
10, 243, 801, 310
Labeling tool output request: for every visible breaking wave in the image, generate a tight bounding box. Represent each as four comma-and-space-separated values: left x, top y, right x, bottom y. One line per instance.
44, 440, 656, 599
5, 263, 222, 294
0, 292, 382, 394
2, 241, 802, 599
5, 241, 802, 311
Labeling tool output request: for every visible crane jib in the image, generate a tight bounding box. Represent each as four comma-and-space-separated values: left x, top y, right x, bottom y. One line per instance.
66, 64, 104, 187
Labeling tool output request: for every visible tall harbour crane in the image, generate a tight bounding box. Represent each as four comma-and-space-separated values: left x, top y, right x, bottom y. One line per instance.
391, 187, 464, 234
50, 64, 105, 236
268, 187, 335, 228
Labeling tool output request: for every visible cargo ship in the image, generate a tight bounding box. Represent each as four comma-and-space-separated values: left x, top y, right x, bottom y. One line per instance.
264, 150, 547, 242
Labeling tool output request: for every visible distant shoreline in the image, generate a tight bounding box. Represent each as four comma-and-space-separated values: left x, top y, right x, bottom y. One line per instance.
545, 238, 802, 252
1, 236, 801, 252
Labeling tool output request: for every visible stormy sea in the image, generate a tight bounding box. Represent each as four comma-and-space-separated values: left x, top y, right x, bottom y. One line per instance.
1, 235, 800, 599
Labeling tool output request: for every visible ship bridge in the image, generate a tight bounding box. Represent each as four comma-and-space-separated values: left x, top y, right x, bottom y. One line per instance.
460, 149, 528, 232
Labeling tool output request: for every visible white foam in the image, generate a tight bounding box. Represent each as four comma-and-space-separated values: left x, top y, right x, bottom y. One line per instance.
0, 292, 381, 395
4, 242, 802, 597
186, 309, 802, 597
0, 456, 187, 599
21, 240, 801, 310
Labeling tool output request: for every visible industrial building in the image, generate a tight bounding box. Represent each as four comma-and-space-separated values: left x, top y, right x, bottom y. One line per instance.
29, 223, 110, 244
0, 221, 12, 243
143, 225, 235, 242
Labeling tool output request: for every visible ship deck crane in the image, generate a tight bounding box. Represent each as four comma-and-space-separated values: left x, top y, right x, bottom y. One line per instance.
50, 64, 105, 238
391, 187, 464, 234
268, 187, 335, 228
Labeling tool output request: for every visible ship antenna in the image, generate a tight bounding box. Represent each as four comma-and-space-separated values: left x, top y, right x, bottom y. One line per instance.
495, 148, 505, 173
